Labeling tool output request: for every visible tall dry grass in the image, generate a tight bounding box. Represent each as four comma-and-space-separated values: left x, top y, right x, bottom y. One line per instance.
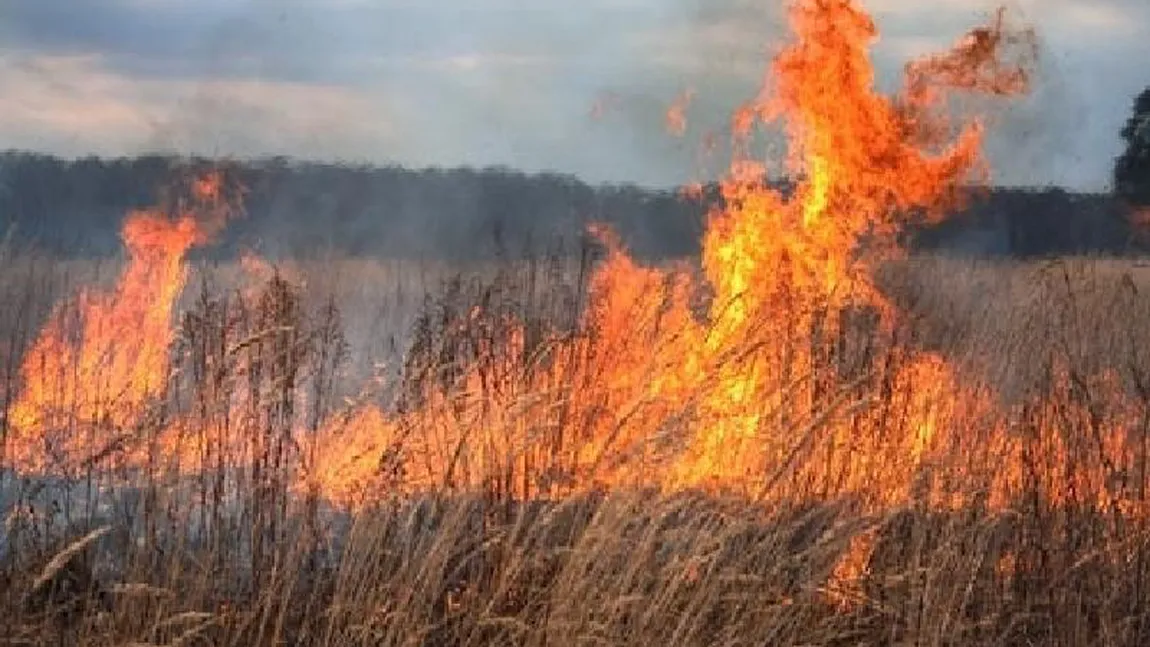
4, 248, 1150, 645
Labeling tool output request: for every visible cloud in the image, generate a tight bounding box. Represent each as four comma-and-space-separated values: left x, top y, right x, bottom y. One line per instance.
0, 0, 1146, 190
0, 52, 398, 161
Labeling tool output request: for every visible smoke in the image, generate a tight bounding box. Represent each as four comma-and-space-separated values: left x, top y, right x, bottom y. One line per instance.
0, 0, 1145, 192
596, 0, 1148, 192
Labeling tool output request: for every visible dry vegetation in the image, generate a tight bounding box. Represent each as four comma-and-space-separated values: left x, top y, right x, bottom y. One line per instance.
0, 2, 1128, 645
2, 246, 1150, 646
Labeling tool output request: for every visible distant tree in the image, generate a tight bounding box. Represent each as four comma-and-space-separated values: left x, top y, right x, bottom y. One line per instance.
1114, 86, 1150, 206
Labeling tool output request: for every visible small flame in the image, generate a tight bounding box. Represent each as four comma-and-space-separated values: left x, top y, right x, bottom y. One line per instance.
666, 89, 695, 137
7, 171, 234, 473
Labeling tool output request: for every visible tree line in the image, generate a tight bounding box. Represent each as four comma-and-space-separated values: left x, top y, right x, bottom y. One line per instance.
0, 150, 1143, 261
0, 154, 705, 261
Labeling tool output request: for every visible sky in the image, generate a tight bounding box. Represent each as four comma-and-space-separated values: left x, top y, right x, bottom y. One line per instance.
0, 0, 1147, 191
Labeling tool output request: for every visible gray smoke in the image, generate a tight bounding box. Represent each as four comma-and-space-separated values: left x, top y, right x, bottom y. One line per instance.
0, 0, 1145, 191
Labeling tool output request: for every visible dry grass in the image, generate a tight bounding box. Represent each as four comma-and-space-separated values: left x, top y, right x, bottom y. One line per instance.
4, 249, 1150, 645
880, 254, 1150, 401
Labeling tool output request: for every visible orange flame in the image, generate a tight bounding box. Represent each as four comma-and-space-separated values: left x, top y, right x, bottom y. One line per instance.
662, 0, 1031, 493
6, 172, 232, 473
256, 1, 1035, 506
666, 89, 695, 137
3, 1, 1048, 528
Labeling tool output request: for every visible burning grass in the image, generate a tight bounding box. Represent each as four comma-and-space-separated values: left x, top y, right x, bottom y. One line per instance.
6, 241, 1150, 646
1, 0, 1145, 644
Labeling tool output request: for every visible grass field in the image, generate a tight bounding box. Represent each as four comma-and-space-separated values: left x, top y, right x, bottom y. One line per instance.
3, 245, 1150, 646
0, 2, 1125, 643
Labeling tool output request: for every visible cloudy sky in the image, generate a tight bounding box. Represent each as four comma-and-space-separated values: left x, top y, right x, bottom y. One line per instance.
1, 0, 1147, 190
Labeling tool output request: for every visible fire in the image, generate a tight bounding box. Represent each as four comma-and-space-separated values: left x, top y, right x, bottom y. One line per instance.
6, 173, 231, 473
666, 89, 694, 137
299, 405, 405, 508
19, 5, 1150, 633
3, 0, 1046, 523
659, 0, 1033, 494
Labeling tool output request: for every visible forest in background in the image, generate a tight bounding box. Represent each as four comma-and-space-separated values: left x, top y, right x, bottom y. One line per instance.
0, 152, 1137, 261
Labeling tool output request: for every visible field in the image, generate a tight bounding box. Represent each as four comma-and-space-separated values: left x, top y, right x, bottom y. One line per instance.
2, 2, 1140, 645
4, 245, 1150, 646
